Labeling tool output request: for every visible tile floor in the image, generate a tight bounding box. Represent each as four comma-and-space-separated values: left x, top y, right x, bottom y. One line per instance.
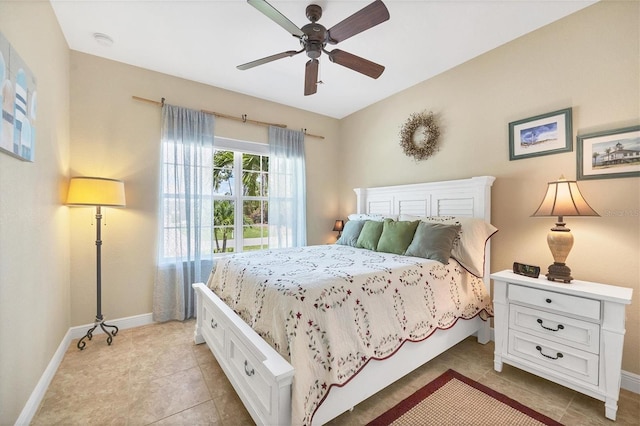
32, 320, 639, 425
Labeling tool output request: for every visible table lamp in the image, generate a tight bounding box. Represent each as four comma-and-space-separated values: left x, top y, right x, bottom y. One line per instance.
532, 175, 598, 283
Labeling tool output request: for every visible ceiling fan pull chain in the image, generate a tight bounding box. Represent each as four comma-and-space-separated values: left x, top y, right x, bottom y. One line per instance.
317, 61, 324, 85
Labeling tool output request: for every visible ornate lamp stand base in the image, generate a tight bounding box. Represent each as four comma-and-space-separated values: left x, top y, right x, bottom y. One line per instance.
77, 315, 119, 350
546, 262, 573, 283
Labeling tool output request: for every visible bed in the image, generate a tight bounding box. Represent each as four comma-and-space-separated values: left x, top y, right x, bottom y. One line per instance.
192, 175, 496, 425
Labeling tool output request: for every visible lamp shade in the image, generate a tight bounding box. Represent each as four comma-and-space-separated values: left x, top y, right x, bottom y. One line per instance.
332, 220, 344, 232
532, 176, 598, 218
67, 177, 126, 207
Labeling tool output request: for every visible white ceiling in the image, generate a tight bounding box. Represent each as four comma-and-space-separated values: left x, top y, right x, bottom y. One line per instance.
50, 0, 597, 119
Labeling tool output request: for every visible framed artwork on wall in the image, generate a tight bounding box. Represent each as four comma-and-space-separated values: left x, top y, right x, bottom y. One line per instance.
577, 125, 640, 180
0, 32, 38, 162
509, 108, 572, 161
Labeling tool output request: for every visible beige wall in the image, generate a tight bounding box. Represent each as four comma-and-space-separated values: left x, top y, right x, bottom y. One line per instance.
0, 2, 71, 424
338, 1, 639, 375
69, 52, 341, 325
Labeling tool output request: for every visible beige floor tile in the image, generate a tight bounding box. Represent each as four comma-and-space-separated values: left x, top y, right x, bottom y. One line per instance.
151, 400, 222, 425
130, 343, 198, 383
200, 358, 234, 399
212, 386, 254, 425
128, 366, 211, 425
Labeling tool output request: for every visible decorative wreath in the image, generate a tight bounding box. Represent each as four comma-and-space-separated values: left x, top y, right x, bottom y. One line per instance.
399, 111, 440, 161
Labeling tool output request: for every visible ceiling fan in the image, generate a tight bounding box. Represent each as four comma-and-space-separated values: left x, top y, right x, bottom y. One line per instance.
237, 0, 390, 96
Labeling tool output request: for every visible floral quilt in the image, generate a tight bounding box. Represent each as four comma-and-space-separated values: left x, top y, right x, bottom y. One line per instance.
207, 244, 492, 425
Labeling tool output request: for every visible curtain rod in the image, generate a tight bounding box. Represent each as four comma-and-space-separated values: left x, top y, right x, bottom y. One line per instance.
132, 95, 325, 140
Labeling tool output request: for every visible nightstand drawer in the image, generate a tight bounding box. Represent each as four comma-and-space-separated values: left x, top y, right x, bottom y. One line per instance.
508, 330, 599, 386
509, 304, 600, 354
509, 284, 601, 321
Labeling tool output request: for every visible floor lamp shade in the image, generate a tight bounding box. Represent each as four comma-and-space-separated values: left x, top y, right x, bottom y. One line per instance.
67, 177, 126, 207
67, 176, 126, 349
532, 176, 598, 283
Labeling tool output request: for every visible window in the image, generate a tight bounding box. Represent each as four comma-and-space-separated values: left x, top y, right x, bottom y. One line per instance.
159, 136, 271, 260
212, 139, 269, 254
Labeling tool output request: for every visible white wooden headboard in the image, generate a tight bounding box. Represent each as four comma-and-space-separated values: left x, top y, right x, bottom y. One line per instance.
354, 176, 495, 220
353, 176, 496, 285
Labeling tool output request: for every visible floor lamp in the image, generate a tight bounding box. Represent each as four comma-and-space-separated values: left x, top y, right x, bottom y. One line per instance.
67, 176, 126, 350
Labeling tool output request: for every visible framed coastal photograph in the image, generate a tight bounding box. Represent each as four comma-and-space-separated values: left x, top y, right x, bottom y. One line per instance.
509, 108, 572, 161
577, 125, 640, 180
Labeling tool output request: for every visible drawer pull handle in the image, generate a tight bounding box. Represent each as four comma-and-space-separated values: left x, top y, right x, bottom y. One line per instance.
536, 319, 564, 332
210, 319, 218, 329
545, 298, 552, 303
244, 360, 255, 377
535, 345, 563, 360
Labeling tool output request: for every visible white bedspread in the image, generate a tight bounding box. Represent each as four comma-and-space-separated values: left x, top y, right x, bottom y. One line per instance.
207, 244, 492, 425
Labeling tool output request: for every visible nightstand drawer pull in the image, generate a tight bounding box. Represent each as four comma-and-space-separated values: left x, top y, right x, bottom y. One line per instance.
545, 298, 552, 303
536, 319, 564, 332
210, 318, 218, 329
536, 345, 563, 360
244, 360, 255, 377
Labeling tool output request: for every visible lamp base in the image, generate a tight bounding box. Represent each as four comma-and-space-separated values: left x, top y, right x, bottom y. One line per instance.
546, 262, 573, 283
77, 315, 119, 350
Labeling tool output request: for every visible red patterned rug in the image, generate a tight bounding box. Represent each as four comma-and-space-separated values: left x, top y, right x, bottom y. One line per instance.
367, 369, 563, 426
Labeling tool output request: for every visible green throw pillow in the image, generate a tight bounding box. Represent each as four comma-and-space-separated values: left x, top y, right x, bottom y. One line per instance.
405, 222, 461, 264
355, 220, 384, 251
336, 220, 366, 247
377, 219, 419, 255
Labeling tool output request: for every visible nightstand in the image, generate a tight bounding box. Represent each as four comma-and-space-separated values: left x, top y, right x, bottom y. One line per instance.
490, 270, 633, 421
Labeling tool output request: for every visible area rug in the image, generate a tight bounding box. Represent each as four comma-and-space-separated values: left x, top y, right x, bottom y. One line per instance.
367, 369, 563, 426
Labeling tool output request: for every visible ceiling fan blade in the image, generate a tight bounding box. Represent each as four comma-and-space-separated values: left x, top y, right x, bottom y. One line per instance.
327, 0, 389, 44
304, 59, 319, 96
327, 49, 385, 79
247, 0, 304, 38
237, 50, 301, 70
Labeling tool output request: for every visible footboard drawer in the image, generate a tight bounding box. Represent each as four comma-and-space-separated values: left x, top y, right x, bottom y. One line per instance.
200, 297, 226, 355
227, 330, 273, 417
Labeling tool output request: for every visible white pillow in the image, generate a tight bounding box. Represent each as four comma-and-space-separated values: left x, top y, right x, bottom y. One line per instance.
348, 213, 398, 222
399, 215, 498, 277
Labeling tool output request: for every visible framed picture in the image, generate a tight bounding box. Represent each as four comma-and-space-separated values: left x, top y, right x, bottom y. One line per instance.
577, 125, 640, 180
0, 31, 38, 162
509, 108, 572, 161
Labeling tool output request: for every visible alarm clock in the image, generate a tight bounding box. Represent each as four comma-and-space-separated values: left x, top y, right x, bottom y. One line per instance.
512, 262, 541, 278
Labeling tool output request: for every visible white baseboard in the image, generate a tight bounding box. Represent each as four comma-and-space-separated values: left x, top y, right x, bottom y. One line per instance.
15, 313, 154, 426
14, 328, 73, 426
621, 370, 640, 394
69, 312, 154, 339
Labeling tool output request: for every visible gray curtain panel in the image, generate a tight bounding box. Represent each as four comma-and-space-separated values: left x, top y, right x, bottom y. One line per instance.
268, 126, 307, 248
153, 104, 215, 321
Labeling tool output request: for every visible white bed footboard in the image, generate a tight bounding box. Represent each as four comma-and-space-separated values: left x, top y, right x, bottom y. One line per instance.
193, 282, 294, 425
